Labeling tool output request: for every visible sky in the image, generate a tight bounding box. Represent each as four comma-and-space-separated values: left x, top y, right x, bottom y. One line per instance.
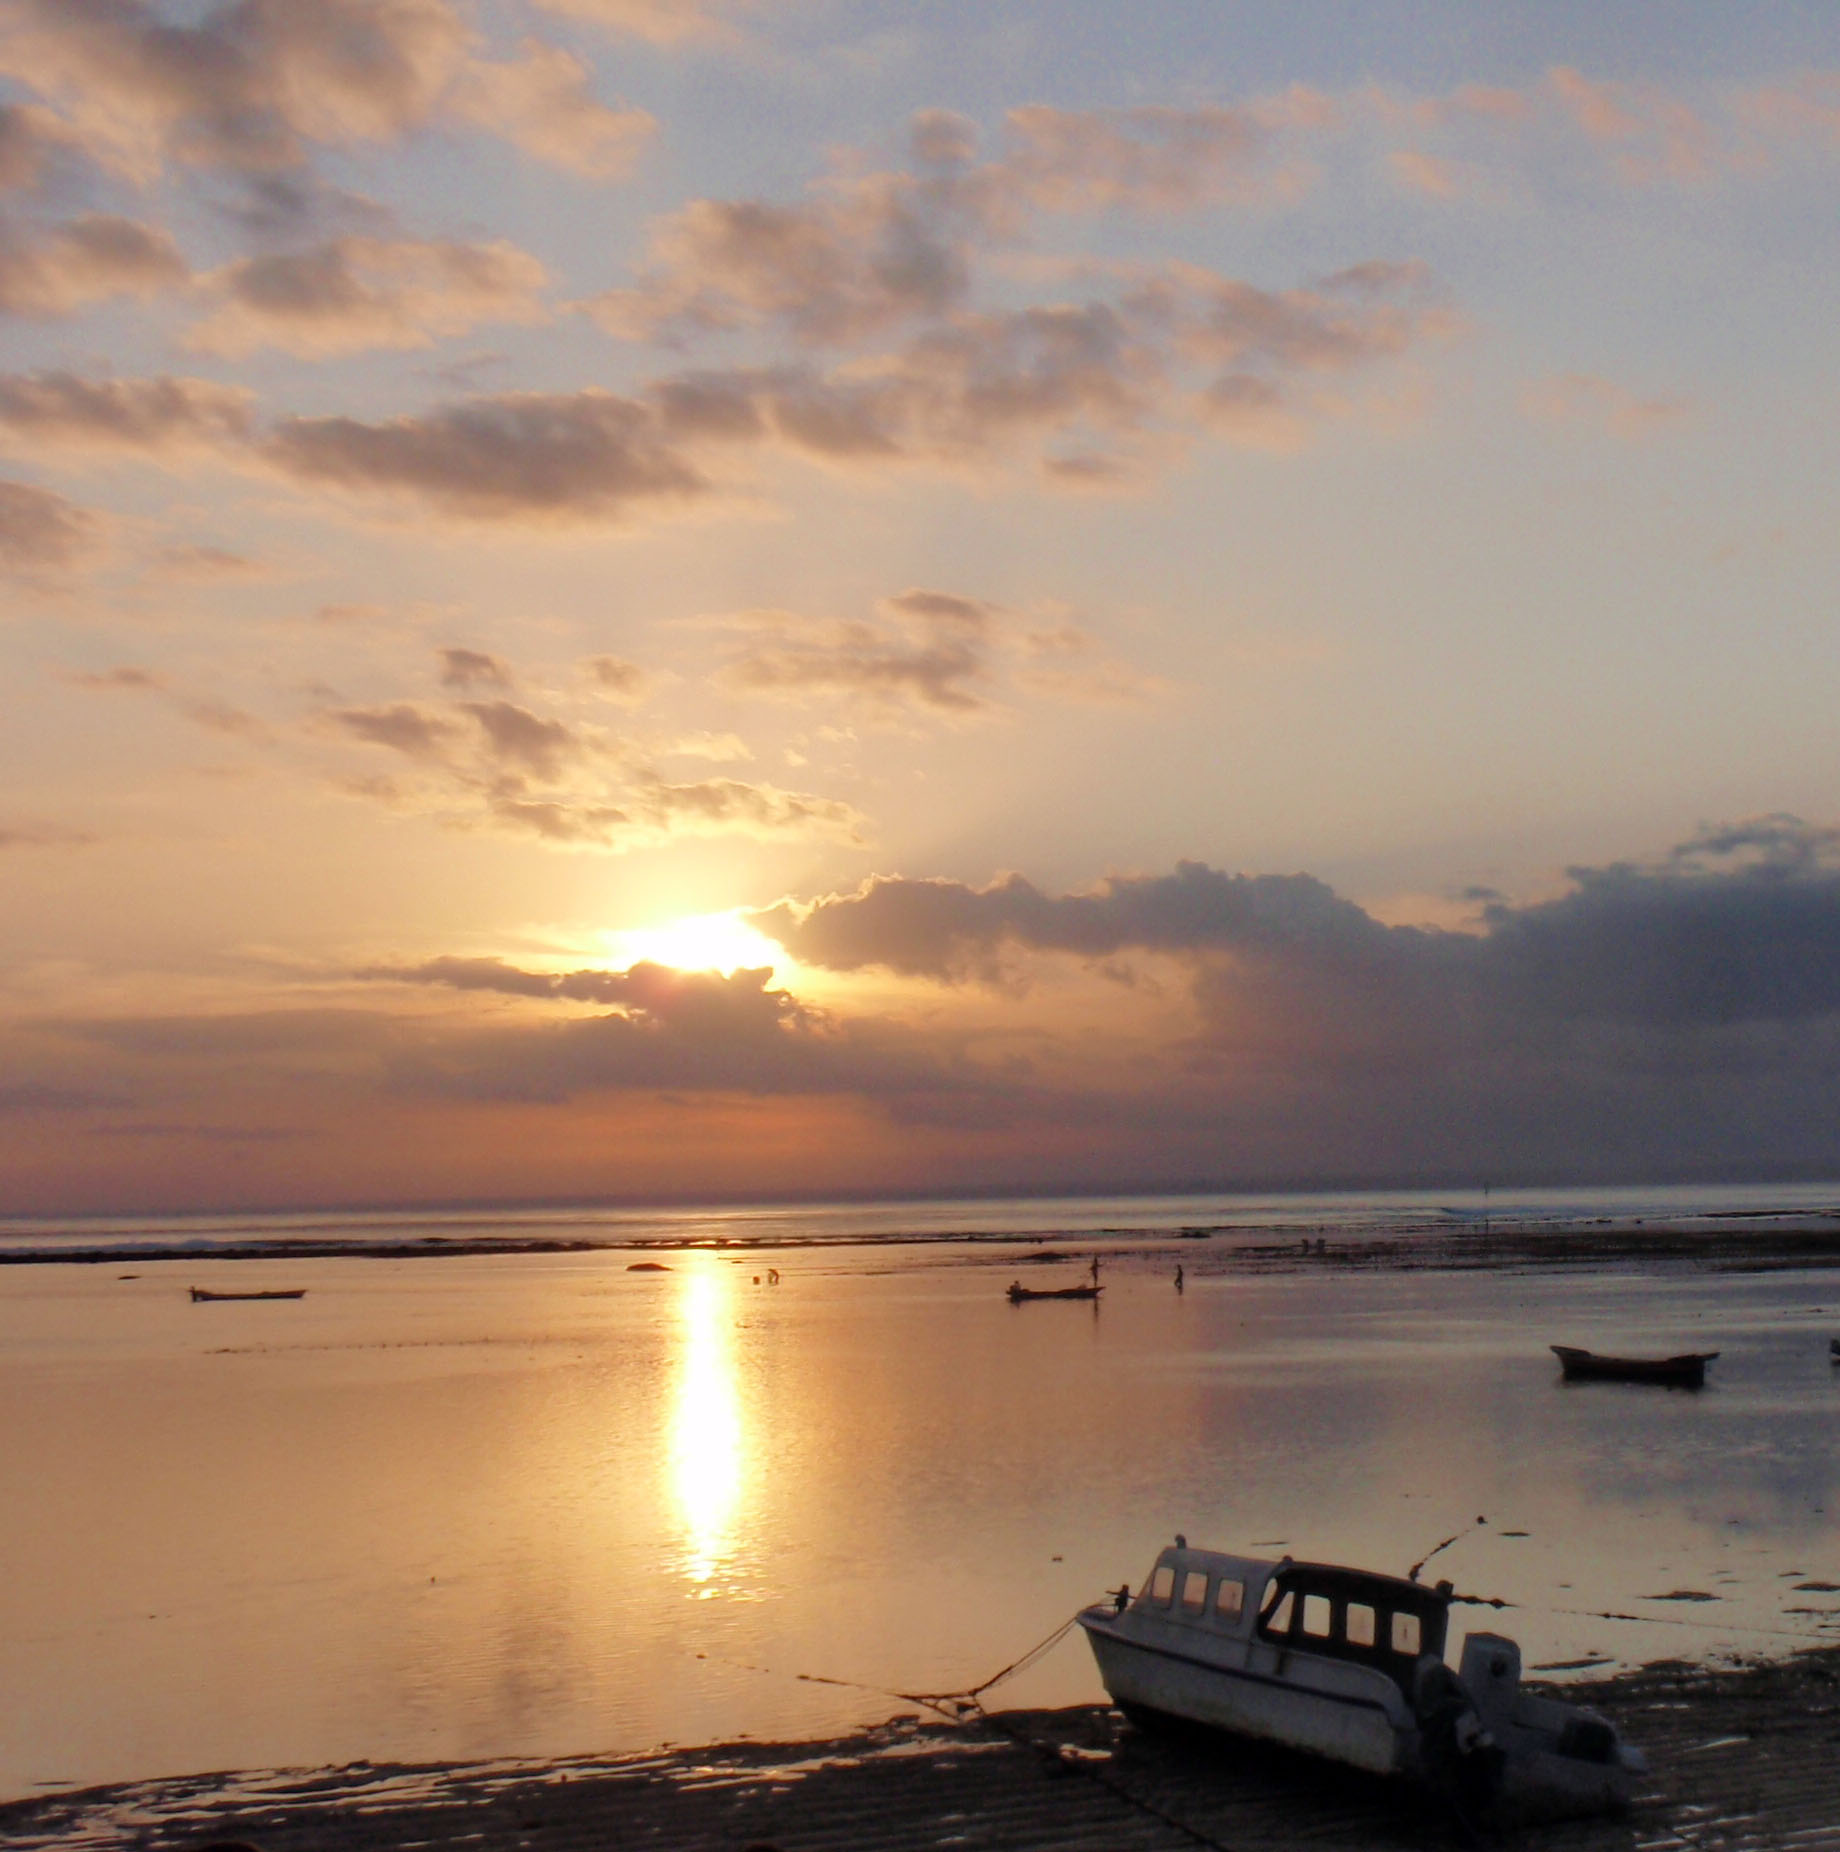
2, 0, 1839, 1215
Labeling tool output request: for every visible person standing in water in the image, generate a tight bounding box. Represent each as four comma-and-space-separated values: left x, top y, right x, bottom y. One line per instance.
1174, 1264, 1184, 1291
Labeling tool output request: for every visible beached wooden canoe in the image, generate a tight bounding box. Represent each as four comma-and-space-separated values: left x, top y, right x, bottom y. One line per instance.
190, 1287, 307, 1302
1550, 1344, 1716, 1388
1006, 1282, 1102, 1302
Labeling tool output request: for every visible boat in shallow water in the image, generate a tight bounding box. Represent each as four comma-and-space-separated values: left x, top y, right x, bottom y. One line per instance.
1005, 1282, 1101, 1302
1079, 1537, 1646, 1824
1551, 1344, 1716, 1388
189, 1287, 307, 1302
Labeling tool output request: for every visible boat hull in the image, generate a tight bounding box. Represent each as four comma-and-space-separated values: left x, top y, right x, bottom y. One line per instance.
190, 1288, 307, 1302
1079, 1613, 1410, 1777
1551, 1345, 1714, 1388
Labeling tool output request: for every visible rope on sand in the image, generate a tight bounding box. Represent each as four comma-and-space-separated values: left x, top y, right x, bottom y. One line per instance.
692, 1610, 1246, 1850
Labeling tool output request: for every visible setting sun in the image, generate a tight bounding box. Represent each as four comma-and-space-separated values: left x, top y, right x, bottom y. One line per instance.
606, 911, 786, 976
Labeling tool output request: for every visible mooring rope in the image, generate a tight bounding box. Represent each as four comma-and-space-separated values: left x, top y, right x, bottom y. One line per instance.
689, 1609, 1244, 1849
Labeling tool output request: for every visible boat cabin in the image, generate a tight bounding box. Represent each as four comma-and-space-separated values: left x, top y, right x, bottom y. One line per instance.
1257, 1562, 1451, 1695
1134, 1543, 1451, 1695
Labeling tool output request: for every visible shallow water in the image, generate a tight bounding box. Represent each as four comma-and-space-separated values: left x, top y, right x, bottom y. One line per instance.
3, 1237, 1838, 1797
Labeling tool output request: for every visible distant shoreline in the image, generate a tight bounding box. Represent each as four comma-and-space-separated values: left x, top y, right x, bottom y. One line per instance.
6, 1217, 1840, 1270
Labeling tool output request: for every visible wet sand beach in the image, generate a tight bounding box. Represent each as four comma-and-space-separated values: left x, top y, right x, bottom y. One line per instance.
7, 1646, 1840, 1851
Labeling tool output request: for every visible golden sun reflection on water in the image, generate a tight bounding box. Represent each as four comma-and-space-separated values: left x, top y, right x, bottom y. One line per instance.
668, 1264, 746, 1589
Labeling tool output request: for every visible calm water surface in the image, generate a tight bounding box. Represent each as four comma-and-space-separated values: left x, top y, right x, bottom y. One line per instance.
2, 1232, 1838, 1796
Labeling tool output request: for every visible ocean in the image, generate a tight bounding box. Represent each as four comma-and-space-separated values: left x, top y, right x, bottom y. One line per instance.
2, 1183, 1838, 1798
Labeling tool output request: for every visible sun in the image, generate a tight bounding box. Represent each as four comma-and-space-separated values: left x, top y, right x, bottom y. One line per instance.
606, 910, 786, 976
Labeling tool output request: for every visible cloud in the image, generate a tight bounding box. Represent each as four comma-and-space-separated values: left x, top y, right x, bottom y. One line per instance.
331, 700, 459, 759
0, 819, 97, 848
664, 730, 750, 762
753, 860, 1384, 982
585, 102, 1310, 351
621, 259, 1445, 483
438, 646, 511, 690
153, 543, 266, 580
0, 476, 100, 571
1738, 71, 1840, 151
64, 665, 162, 692
1545, 66, 1720, 185
0, 213, 187, 316
582, 654, 648, 703
325, 683, 860, 848
461, 698, 582, 780
0, 0, 472, 177
587, 179, 976, 347
264, 387, 710, 523
358, 953, 779, 1009
0, 0, 658, 183
63, 662, 266, 739
996, 102, 1292, 212
755, 822, 1840, 1035
716, 590, 998, 715
360, 957, 965, 1107
0, 99, 79, 190
0, 1081, 123, 1111
189, 235, 549, 357
628, 774, 862, 841
1387, 149, 1464, 199
1520, 371, 1691, 440
711, 587, 1158, 719
451, 39, 654, 179
527, 0, 753, 46
0, 370, 254, 454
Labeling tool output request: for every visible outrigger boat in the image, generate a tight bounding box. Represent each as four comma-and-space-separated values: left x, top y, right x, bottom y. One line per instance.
1079, 1537, 1646, 1824
1551, 1345, 1716, 1388
1005, 1282, 1101, 1302
189, 1287, 307, 1302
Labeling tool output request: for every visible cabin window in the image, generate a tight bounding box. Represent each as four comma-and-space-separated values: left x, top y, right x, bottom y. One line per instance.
1391, 1611, 1421, 1656
1346, 1602, 1377, 1648
1261, 1589, 1294, 1636
1181, 1571, 1209, 1613
1301, 1593, 1333, 1639
1215, 1578, 1245, 1621
1150, 1566, 1175, 1605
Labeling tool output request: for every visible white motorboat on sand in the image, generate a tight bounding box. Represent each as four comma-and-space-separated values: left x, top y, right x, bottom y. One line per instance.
1079, 1536, 1646, 1825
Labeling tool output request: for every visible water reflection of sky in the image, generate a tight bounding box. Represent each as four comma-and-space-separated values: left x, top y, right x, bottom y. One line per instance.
1, 1248, 1838, 1795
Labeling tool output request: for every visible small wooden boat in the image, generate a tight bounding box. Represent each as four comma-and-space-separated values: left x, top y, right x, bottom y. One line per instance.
1006, 1282, 1102, 1302
190, 1287, 307, 1302
1551, 1344, 1716, 1388
1080, 1537, 1645, 1824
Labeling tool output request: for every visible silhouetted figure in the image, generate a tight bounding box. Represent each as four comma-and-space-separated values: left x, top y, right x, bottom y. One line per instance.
1090, 1255, 1101, 1286
767, 1267, 780, 1284
1112, 1583, 1132, 1613
1174, 1265, 1184, 1291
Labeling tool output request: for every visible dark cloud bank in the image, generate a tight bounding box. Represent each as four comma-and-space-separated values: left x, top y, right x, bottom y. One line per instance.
737, 818, 1840, 1185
